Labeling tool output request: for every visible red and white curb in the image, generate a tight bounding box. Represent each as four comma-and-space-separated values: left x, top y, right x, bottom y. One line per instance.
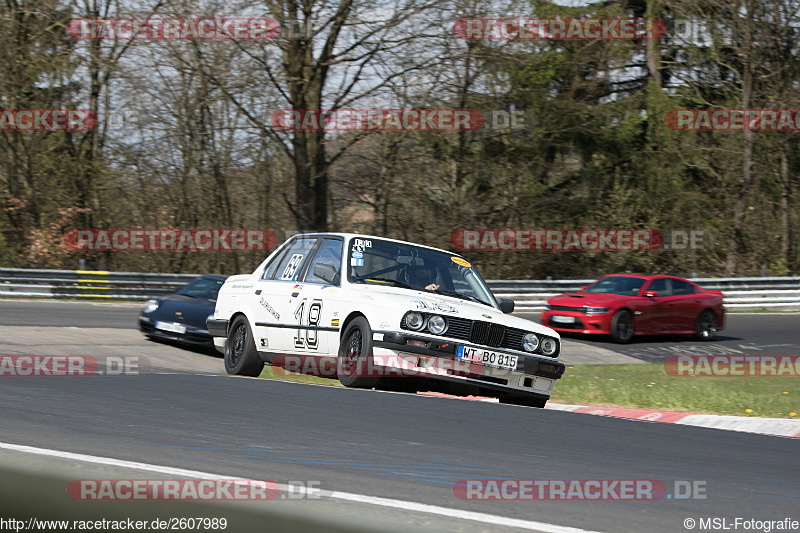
418, 392, 800, 439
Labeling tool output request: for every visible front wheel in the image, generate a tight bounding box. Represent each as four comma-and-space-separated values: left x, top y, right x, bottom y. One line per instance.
609, 310, 634, 343
337, 317, 379, 389
224, 316, 264, 376
695, 310, 717, 341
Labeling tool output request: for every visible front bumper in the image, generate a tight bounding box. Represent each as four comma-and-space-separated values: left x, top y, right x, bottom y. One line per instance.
372, 330, 565, 397
139, 316, 214, 346
540, 311, 612, 335
206, 318, 229, 338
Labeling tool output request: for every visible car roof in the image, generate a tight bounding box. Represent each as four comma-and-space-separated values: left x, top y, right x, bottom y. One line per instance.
199, 274, 228, 280
284, 232, 466, 258
603, 273, 692, 282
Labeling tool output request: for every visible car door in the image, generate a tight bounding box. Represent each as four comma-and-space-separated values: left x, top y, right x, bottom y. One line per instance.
639, 278, 675, 332
670, 279, 701, 331
288, 237, 345, 357
249, 236, 319, 355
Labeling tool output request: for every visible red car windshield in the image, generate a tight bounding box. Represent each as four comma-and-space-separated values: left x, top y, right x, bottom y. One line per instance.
585, 276, 646, 296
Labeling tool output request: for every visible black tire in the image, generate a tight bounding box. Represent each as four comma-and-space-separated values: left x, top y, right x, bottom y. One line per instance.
609, 309, 634, 343
695, 310, 717, 341
224, 316, 264, 376
337, 317, 379, 388
499, 394, 547, 408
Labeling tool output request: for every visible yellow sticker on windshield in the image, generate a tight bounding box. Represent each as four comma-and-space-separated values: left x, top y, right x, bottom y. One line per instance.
451, 256, 471, 267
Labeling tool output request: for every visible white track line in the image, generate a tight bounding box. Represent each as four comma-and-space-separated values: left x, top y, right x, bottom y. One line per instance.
0, 441, 600, 533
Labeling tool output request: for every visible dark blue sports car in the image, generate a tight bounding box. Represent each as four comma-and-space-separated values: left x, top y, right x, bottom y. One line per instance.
138, 274, 228, 347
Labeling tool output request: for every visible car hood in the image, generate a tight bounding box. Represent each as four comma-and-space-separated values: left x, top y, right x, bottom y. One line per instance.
144, 293, 215, 328
547, 292, 630, 307
350, 284, 558, 338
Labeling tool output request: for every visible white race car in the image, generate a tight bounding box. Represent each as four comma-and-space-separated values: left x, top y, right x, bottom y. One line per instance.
207, 233, 565, 407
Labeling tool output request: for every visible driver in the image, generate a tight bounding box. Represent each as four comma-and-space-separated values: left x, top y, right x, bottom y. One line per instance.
410, 265, 439, 291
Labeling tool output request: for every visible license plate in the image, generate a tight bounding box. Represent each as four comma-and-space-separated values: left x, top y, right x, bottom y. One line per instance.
456, 345, 517, 371
155, 321, 186, 334
551, 315, 576, 324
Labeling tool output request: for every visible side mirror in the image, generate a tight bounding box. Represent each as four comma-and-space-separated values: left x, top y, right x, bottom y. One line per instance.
498, 298, 515, 314
314, 263, 339, 285
644, 290, 658, 298
579, 285, 588, 290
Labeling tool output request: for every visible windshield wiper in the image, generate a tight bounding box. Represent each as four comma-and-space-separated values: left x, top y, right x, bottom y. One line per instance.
431, 289, 487, 305
353, 276, 417, 290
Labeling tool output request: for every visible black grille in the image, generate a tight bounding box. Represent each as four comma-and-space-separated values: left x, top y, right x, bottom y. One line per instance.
470, 320, 505, 347
445, 317, 472, 340
548, 305, 585, 313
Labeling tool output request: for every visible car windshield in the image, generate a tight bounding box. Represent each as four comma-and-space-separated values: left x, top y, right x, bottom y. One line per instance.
346, 237, 496, 307
585, 275, 646, 296
178, 277, 226, 301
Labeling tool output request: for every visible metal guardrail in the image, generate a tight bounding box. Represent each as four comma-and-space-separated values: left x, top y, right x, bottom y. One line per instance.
1, 268, 798, 311
0, 268, 198, 300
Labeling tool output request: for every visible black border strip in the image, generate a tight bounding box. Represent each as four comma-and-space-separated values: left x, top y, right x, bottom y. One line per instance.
255, 322, 339, 332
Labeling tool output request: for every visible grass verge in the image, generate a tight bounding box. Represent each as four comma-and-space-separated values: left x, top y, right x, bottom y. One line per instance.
550, 363, 799, 418
258, 364, 342, 386
254, 360, 799, 418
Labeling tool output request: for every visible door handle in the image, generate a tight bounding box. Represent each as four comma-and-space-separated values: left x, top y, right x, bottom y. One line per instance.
291, 291, 300, 297
255, 289, 262, 295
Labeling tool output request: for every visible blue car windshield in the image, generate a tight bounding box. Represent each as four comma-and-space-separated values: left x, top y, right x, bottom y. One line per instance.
346, 237, 496, 307
178, 278, 225, 301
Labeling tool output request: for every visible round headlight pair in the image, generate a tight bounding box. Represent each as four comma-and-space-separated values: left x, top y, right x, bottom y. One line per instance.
405, 312, 447, 335
522, 332, 558, 355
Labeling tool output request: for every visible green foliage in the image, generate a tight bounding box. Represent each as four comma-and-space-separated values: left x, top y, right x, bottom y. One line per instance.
1, 0, 799, 278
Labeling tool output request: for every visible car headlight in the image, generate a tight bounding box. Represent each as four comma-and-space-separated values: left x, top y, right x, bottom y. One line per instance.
405, 312, 425, 331
142, 299, 160, 314
522, 333, 539, 352
541, 337, 559, 356
427, 315, 447, 335
584, 306, 609, 315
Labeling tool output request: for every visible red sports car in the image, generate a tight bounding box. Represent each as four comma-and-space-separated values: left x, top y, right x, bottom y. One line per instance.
540, 274, 725, 343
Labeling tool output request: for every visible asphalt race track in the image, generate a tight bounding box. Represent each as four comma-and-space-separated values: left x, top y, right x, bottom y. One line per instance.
1, 300, 799, 532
